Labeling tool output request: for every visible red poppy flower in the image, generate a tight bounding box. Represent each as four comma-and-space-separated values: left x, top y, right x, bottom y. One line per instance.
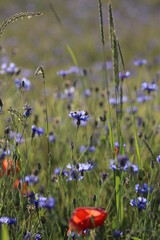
14, 179, 27, 195
69, 207, 107, 232
2, 158, 20, 175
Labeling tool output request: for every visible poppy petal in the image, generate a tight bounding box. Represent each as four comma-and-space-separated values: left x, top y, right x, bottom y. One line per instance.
69, 207, 107, 232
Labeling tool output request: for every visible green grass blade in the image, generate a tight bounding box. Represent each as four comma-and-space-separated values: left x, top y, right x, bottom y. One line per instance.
66, 44, 78, 66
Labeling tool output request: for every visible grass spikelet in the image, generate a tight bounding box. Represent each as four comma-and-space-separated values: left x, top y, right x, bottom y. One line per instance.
98, 0, 105, 46
35, 65, 45, 79
108, 4, 119, 90
0, 12, 43, 38
8, 107, 25, 126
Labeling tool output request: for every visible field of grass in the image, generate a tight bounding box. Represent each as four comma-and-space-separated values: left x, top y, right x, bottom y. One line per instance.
0, 1, 160, 239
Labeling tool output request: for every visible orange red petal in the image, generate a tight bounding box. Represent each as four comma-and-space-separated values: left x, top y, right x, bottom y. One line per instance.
69, 207, 107, 232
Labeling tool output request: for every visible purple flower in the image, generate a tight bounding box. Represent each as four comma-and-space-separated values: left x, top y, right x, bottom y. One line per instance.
32, 125, 44, 137
49, 132, 56, 142
109, 155, 130, 171
130, 196, 147, 210
34, 233, 41, 239
156, 155, 160, 163
141, 81, 158, 92
10, 131, 24, 144
64, 86, 75, 99
37, 196, 55, 210
23, 232, 31, 239
15, 77, 31, 90
119, 71, 130, 81
133, 59, 147, 66
0, 148, 11, 160
113, 230, 123, 238
65, 161, 95, 181
135, 183, 153, 194
57, 66, 85, 77
0, 217, 17, 225
23, 102, 33, 118
126, 106, 137, 114
83, 89, 92, 97
69, 111, 89, 126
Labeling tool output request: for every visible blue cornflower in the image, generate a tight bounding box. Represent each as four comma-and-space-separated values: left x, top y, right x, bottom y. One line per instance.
136, 94, 152, 103
57, 66, 84, 77
34, 233, 41, 239
133, 59, 147, 66
113, 230, 123, 238
126, 106, 137, 114
83, 89, 92, 97
69, 111, 89, 126
109, 96, 127, 105
109, 155, 130, 171
135, 183, 153, 194
10, 131, 24, 144
119, 71, 130, 81
0, 148, 11, 160
23, 102, 33, 118
156, 155, 160, 164
49, 132, 56, 142
141, 81, 158, 92
35, 195, 55, 210
23, 232, 31, 239
24, 175, 39, 185
0, 217, 17, 225
15, 77, 31, 90
130, 196, 147, 210
114, 142, 126, 148
65, 161, 95, 181
80, 145, 96, 153
64, 86, 75, 99
130, 164, 139, 174
32, 125, 44, 137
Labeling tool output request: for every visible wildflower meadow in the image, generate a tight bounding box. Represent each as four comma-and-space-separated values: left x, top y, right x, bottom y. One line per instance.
0, 0, 160, 239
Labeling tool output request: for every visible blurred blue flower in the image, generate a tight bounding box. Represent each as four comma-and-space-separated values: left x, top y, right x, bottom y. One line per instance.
23, 102, 33, 118
130, 196, 147, 210
57, 66, 85, 77
0, 62, 20, 75
0, 217, 17, 225
49, 132, 56, 142
65, 161, 95, 181
10, 131, 24, 144
136, 95, 152, 103
156, 155, 160, 163
113, 230, 123, 238
83, 89, 92, 97
130, 164, 139, 174
23, 232, 31, 239
35, 194, 55, 210
126, 106, 137, 114
15, 77, 31, 90
133, 59, 147, 66
0, 148, 11, 160
109, 155, 130, 171
135, 183, 153, 194
119, 71, 130, 81
69, 111, 89, 126
32, 125, 44, 137
141, 81, 158, 92
34, 233, 41, 239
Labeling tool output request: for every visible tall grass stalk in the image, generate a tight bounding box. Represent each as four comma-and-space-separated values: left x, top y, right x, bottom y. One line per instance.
35, 66, 51, 185
108, 3, 124, 227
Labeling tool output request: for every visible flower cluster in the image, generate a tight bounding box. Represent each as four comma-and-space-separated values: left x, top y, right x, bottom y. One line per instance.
57, 66, 86, 78
109, 155, 139, 173
135, 183, 153, 195
54, 161, 95, 181
0, 62, 20, 75
141, 81, 158, 93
